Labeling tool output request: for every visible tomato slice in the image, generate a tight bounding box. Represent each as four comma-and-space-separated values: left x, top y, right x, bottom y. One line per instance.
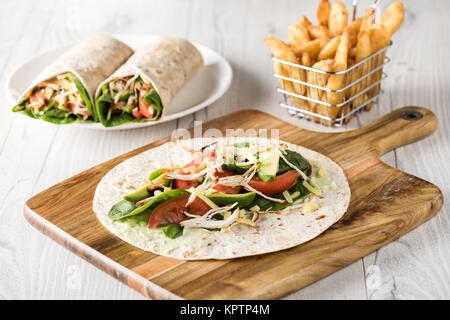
174, 152, 217, 190
132, 108, 143, 119
29, 90, 46, 105
138, 88, 155, 119
245, 170, 299, 196
148, 195, 211, 228
212, 170, 241, 194
174, 179, 199, 190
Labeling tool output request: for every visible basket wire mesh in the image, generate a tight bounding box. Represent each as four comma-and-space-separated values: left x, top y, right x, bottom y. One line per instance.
273, 42, 391, 127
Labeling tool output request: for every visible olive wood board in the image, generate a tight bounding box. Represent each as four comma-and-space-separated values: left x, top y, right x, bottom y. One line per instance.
24, 106, 443, 300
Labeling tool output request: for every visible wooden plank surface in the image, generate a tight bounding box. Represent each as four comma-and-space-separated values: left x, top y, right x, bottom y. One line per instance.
24, 106, 442, 299
1, 0, 449, 300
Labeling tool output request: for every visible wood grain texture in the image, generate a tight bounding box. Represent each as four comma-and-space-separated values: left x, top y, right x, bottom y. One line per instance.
1, 0, 450, 300
23, 106, 442, 299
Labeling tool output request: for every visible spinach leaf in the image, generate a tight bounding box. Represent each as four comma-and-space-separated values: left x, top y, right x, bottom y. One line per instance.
159, 224, 183, 239
67, 72, 95, 120
108, 199, 137, 220
96, 84, 114, 127
107, 189, 190, 221
42, 109, 79, 124
12, 97, 28, 112
244, 178, 309, 211
143, 88, 163, 120
278, 150, 308, 175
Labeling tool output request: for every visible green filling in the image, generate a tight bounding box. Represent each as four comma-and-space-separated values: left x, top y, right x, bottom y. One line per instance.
159, 224, 184, 239
277, 149, 309, 175
96, 81, 164, 127
67, 72, 95, 120
245, 178, 309, 211
108, 189, 190, 221
143, 87, 163, 121
12, 72, 92, 124
149, 168, 166, 181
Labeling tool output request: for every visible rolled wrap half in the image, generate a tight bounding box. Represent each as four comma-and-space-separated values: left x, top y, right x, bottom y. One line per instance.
12, 34, 134, 124
95, 38, 204, 127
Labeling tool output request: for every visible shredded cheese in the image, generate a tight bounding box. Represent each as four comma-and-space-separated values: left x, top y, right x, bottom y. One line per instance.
318, 166, 327, 177
303, 180, 323, 198
303, 202, 319, 213
282, 190, 293, 203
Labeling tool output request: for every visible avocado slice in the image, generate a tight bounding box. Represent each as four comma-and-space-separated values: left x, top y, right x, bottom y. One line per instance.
257, 149, 280, 182
123, 173, 169, 202
223, 145, 257, 174
207, 192, 256, 207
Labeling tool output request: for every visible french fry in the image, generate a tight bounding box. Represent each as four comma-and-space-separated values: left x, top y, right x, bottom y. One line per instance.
342, 59, 356, 123
264, 37, 302, 97
368, 23, 391, 108
344, 17, 362, 47
381, 1, 404, 38
288, 24, 310, 51
301, 52, 312, 67
329, 1, 348, 37
317, 0, 331, 27
318, 36, 340, 60
352, 30, 372, 110
322, 30, 350, 125
294, 52, 314, 115
298, 15, 313, 29
308, 59, 334, 122
348, 46, 357, 59
263, 1, 405, 127
360, 8, 375, 33
293, 39, 322, 60
308, 25, 330, 42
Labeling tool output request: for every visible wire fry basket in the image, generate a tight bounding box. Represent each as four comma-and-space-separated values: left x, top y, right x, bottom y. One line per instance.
273, 42, 391, 127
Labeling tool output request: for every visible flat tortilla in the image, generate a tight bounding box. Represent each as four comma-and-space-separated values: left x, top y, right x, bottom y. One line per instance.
93, 138, 350, 260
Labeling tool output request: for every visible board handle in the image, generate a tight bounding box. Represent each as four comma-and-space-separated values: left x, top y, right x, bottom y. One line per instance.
358, 106, 438, 156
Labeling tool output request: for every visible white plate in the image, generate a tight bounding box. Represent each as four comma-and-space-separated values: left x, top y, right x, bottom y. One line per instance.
5, 34, 232, 130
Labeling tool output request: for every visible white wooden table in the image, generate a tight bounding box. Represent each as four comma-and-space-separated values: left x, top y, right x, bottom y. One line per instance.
1, 0, 449, 300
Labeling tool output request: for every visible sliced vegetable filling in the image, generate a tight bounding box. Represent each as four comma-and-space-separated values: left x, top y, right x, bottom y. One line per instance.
107, 141, 338, 238
96, 75, 163, 127
12, 72, 94, 123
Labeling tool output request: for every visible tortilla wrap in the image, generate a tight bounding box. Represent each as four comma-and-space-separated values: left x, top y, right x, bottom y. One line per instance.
94, 38, 204, 126
93, 137, 351, 260
16, 34, 134, 120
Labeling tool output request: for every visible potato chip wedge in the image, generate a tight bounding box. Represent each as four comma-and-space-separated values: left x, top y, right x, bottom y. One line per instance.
329, 1, 348, 37
317, 0, 331, 27
308, 25, 330, 42
288, 24, 311, 51
360, 7, 375, 33
308, 59, 334, 122
293, 39, 322, 60
264, 37, 303, 97
345, 17, 362, 47
318, 36, 340, 60
381, 1, 404, 38
298, 15, 313, 28
322, 30, 350, 125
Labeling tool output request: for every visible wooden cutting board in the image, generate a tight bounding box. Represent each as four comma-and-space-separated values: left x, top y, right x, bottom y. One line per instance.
24, 106, 443, 300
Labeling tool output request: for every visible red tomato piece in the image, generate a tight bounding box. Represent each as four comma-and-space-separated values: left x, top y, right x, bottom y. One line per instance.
29, 90, 46, 105
246, 170, 299, 196
174, 179, 199, 190
132, 108, 143, 119
174, 152, 217, 189
148, 195, 211, 228
212, 170, 241, 194
138, 88, 155, 119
